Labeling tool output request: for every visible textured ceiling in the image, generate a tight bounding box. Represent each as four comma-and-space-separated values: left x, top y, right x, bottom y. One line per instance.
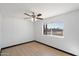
0, 3, 79, 19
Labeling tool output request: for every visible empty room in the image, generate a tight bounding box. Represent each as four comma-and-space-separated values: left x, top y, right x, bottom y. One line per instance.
0, 3, 79, 56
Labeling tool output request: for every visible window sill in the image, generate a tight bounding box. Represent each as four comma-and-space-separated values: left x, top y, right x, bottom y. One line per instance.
43, 35, 64, 38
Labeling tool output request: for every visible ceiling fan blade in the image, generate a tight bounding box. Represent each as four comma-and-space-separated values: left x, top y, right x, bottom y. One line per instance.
24, 13, 32, 17
37, 13, 42, 16
37, 18, 43, 20
24, 17, 31, 19
26, 10, 35, 15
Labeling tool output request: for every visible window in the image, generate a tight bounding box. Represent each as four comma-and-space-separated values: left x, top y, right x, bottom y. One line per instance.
43, 22, 64, 37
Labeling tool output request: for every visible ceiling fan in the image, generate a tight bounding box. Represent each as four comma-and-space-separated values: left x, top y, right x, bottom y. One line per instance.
24, 11, 44, 22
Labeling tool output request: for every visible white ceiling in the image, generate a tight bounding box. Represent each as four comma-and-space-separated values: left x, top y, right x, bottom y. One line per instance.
0, 3, 79, 19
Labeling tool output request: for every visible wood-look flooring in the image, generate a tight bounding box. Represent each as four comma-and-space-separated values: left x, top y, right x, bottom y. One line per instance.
1, 42, 71, 56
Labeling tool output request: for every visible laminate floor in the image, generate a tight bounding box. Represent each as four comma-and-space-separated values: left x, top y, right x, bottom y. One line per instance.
1, 42, 71, 56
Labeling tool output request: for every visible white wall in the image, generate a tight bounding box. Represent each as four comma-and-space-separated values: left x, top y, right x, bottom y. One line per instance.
0, 5, 35, 48
35, 10, 79, 55
0, 14, 2, 49
1, 12, 34, 48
